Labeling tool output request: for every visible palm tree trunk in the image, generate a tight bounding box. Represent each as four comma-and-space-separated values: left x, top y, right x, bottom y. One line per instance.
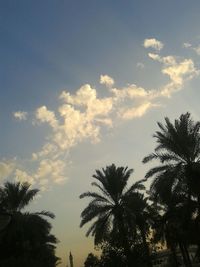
179, 242, 191, 267
183, 244, 192, 267
179, 242, 188, 267
170, 245, 179, 267
117, 214, 133, 267
121, 232, 133, 267
139, 225, 152, 267
197, 196, 200, 256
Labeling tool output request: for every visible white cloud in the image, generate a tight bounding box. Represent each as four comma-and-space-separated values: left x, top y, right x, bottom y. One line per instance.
36, 84, 114, 151
111, 85, 148, 100
36, 106, 58, 129
100, 75, 114, 87
143, 38, 164, 51
148, 52, 199, 97
32, 143, 58, 160
162, 59, 197, 85
0, 161, 15, 181
4, 41, 199, 192
15, 169, 35, 185
13, 111, 28, 121
57, 103, 101, 148
35, 159, 66, 184
148, 53, 160, 61
60, 84, 97, 106
148, 53, 176, 65
119, 102, 154, 120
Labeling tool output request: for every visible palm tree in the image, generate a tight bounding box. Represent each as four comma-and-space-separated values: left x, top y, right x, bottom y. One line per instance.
124, 192, 155, 267
80, 164, 146, 267
151, 188, 192, 267
0, 181, 39, 213
99, 242, 126, 267
143, 113, 200, 267
143, 112, 200, 202
84, 253, 99, 267
0, 181, 59, 267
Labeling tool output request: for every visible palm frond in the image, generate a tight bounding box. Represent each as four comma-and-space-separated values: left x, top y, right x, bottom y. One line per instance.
79, 191, 109, 203
145, 165, 171, 179
35, 210, 55, 219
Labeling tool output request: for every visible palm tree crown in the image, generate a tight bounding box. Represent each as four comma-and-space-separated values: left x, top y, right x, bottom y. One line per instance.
80, 164, 144, 245
143, 113, 200, 199
0, 181, 59, 267
0, 181, 39, 213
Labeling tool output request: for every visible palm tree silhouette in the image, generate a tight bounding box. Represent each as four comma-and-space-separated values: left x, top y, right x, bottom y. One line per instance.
143, 113, 200, 267
124, 192, 154, 267
0, 181, 39, 213
80, 164, 145, 267
0, 181, 59, 267
143, 113, 200, 201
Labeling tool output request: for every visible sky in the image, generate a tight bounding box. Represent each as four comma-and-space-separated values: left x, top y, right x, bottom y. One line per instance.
1, 1, 200, 266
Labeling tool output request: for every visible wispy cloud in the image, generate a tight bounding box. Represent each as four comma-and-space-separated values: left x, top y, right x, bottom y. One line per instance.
118, 102, 157, 120
13, 111, 28, 121
148, 52, 199, 96
143, 38, 164, 51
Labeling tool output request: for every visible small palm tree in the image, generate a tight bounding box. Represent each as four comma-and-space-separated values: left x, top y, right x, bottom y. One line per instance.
80, 164, 145, 267
0, 181, 59, 267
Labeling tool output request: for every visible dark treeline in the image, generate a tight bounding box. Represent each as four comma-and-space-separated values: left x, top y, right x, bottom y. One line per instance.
1, 112, 200, 267
80, 113, 200, 267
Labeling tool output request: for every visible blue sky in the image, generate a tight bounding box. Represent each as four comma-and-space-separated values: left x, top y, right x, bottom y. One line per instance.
1, 1, 200, 266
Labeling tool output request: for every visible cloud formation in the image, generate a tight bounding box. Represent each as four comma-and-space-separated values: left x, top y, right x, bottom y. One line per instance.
100, 75, 115, 87
5, 38, 199, 191
143, 38, 164, 51
148, 52, 199, 96
13, 111, 28, 121
0, 160, 15, 181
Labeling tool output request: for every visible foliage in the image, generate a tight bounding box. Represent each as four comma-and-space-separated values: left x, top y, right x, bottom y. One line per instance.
143, 113, 200, 267
84, 253, 99, 267
0, 181, 60, 267
80, 164, 154, 266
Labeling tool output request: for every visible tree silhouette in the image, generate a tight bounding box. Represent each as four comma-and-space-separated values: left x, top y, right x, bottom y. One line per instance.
0, 181, 59, 267
84, 253, 99, 267
80, 164, 146, 267
143, 113, 200, 267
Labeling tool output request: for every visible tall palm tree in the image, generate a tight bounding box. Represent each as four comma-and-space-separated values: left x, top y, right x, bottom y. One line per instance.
143, 113, 200, 201
151, 187, 194, 267
80, 164, 145, 267
124, 192, 155, 267
143, 113, 200, 267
